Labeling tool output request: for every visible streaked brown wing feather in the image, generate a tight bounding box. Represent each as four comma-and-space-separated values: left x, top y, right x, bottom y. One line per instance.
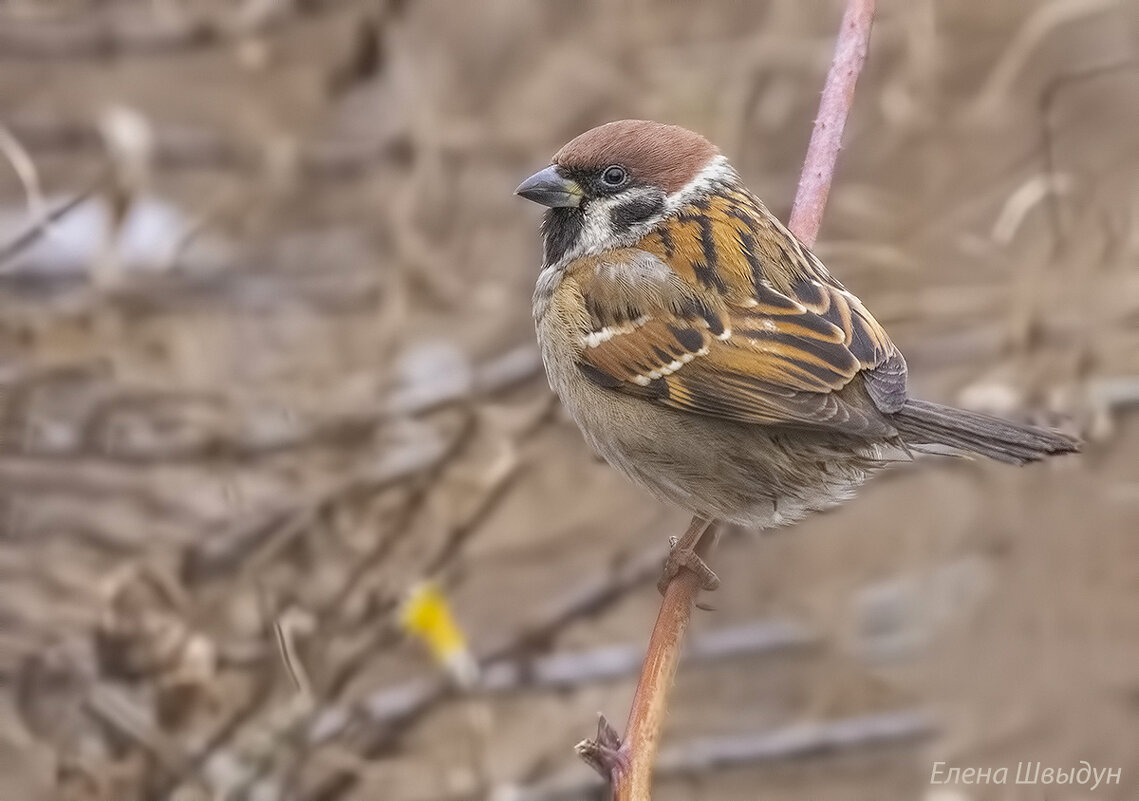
571, 190, 907, 437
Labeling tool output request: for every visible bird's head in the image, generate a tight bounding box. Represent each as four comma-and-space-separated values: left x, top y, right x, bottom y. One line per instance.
516, 120, 732, 266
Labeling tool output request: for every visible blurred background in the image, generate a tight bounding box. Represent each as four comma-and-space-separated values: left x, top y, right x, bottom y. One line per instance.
0, 1, 1137, 799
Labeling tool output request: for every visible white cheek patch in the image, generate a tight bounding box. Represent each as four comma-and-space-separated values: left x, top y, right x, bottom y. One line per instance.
573, 189, 662, 261
577, 200, 618, 256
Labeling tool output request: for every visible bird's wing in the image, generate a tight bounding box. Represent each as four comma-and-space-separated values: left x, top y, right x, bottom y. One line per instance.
568, 189, 907, 438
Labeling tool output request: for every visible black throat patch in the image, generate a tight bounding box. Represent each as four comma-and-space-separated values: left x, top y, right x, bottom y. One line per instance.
542, 208, 585, 266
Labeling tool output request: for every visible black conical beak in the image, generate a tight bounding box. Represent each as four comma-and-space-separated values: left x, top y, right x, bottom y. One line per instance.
514, 165, 583, 208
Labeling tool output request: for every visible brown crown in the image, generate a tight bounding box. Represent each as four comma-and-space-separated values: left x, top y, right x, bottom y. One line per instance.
552, 120, 719, 195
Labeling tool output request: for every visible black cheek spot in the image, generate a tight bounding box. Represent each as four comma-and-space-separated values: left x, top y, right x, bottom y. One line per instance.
609, 194, 666, 231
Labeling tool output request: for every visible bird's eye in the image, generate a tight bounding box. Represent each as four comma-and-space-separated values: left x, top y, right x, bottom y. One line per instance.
601, 165, 627, 187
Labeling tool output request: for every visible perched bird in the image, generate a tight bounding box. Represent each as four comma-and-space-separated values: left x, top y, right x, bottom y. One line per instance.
516, 120, 1079, 588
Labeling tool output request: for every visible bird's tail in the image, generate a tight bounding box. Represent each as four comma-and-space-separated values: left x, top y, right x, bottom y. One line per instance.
891, 399, 1080, 466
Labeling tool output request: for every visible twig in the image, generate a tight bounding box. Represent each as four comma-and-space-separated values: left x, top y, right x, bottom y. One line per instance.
0, 343, 541, 465
787, 0, 876, 248
481, 619, 812, 692
1036, 58, 1138, 243
169, 403, 550, 801
181, 430, 451, 582
155, 420, 475, 801
298, 534, 683, 801
306, 540, 674, 745
965, 0, 1121, 124
273, 608, 317, 702
598, 520, 716, 797
0, 179, 104, 272
312, 619, 811, 740
591, 3, 878, 798
509, 710, 935, 801
0, 125, 52, 250
0, 124, 109, 273
85, 683, 191, 775
657, 708, 935, 770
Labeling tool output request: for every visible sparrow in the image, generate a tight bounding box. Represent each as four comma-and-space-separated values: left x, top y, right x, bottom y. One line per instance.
516, 120, 1079, 589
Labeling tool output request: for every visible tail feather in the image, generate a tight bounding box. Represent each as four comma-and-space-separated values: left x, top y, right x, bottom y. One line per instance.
891, 399, 1080, 466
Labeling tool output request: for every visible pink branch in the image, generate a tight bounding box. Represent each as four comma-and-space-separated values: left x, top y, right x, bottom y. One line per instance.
580, 2, 877, 798
788, 0, 876, 247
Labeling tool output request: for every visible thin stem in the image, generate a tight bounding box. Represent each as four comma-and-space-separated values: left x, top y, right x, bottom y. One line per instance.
595, 2, 877, 799
788, 0, 876, 247
615, 519, 715, 800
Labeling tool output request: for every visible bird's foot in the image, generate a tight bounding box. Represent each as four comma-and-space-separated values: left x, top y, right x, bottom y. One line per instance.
658, 534, 720, 595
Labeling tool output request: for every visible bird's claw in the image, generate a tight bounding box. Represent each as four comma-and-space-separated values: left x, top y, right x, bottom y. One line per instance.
657, 544, 720, 595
